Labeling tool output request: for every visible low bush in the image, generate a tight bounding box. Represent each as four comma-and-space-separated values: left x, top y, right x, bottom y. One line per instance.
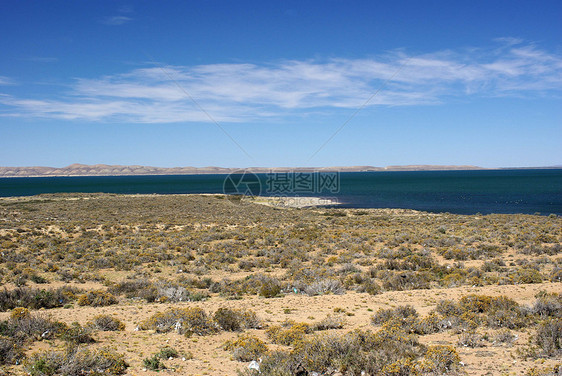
357, 278, 382, 295
60, 322, 95, 345
0, 287, 81, 311
157, 347, 179, 359
0, 336, 25, 365
372, 305, 418, 326
25, 347, 128, 376
535, 318, 562, 357
141, 346, 180, 371
143, 354, 166, 371
140, 307, 218, 336
155, 284, 190, 303
457, 331, 484, 348
525, 364, 562, 376
419, 345, 461, 375
304, 279, 344, 296
259, 277, 281, 298
313, 314, 346, 331
77, 290, 118, 307
259, 327, 426, 376
108, 279, 157, 302
213, 308, 261, 331
493, 328, 517, 346
0, 312, 64, 341
532, 292, 562, 318
435, 294, 528, 330
223, 334, 269, 362
371, 305, 420, 333
90, 315, 125, 331
415, 312, 446, 334
379, 271, 432, 291
266, 320, 311, 346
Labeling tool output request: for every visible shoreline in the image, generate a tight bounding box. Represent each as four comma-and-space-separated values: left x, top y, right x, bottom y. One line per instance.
244, 195, 341, 208
1, 166, 561, 179
0, 193, 341, 209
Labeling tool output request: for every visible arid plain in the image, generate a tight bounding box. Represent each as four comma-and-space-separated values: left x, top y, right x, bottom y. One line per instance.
0, 194, 560, 376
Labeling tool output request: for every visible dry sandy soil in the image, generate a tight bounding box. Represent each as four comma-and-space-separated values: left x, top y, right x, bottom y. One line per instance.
0, 194, 560, 376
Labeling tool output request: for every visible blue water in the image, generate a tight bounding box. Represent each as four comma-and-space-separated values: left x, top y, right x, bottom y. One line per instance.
1, 169, 561, 215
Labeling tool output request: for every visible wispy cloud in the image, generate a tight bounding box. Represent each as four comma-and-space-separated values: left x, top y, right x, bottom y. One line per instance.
0, 76, 15, 85
102, 16, 132, 25
1, 41, 561, 123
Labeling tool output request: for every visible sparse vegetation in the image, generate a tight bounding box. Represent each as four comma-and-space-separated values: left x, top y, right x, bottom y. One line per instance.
25, 347, 128, 376
0, 193, 560, 375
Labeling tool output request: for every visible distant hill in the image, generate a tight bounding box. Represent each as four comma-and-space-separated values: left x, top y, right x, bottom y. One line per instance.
0, 163, 488, 177
1, 163, 560, 177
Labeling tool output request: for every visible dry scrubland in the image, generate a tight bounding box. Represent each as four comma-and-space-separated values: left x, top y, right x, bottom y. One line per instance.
0, 193, 560, 376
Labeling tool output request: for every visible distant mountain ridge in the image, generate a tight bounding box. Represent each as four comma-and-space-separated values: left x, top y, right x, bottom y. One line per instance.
1, 164, 560, 177
0, 163, 490, 177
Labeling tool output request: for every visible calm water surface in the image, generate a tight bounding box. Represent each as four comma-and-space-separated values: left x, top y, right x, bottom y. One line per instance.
1, 169, 561, 215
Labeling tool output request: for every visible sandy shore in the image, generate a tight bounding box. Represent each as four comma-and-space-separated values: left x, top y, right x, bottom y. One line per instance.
245, 195, 340, 208
0, 193, 340, 209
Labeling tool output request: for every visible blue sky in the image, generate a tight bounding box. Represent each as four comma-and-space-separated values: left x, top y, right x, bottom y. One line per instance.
1, 1, 561, 168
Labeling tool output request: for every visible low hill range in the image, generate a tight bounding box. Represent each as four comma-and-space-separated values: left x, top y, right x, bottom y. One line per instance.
0, 163, 486, 177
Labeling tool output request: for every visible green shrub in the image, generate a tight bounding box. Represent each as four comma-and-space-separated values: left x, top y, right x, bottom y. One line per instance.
358, 278, 382, 295
436, 299, 462, 317
25, 350, 63, 376
143, 354, 166, 371
158, 347, 179, 359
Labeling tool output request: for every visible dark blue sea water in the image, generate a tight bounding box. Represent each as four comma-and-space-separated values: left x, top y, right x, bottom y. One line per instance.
1, 169, 561, 215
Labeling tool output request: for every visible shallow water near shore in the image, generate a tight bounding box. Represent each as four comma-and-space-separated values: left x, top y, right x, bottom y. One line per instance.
1, 169, 561, 215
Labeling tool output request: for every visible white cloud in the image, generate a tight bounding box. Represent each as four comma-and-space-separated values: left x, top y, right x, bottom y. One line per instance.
102, 16, 132, 25
0, 76, 15, 85
1, 41, 561, 123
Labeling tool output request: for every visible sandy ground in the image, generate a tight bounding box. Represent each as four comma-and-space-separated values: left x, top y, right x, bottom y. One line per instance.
246, 196, 340, 208
3, 282, 559, 376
